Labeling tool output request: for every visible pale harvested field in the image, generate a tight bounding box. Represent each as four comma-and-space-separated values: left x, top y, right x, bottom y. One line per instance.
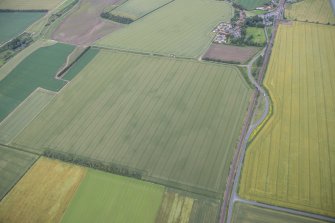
0, 0, 64, 10
12, 50, 252, 197
203, 44, 261, 64
240, 22, 335, 217
52, 0, 124, 45
0, 158, 86, 223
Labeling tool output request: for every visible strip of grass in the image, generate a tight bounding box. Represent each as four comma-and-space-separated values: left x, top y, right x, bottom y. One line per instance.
61, 169, 164, 223
0, 43, 74, 121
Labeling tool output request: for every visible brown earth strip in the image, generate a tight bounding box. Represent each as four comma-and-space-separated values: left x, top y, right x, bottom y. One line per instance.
52, 0, 124, 45
0, 157, 86, 223
203, 44, 261, 64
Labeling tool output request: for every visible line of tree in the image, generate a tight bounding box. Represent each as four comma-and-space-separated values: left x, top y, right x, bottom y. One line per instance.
101, 12, 134, 24
202, 57, 241, 64
45, 0, 79, 26
43, 150, 143, 179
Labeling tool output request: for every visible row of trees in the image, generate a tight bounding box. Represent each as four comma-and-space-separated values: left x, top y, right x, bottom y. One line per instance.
101, 12, 134, 24
43, 150, 143, 179
0, 33, 33, 53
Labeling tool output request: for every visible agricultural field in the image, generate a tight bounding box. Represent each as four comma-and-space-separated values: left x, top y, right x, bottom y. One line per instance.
0, 12, 45, 44
0, 0, 64, 10
239, 22, 335, 217
96, 0, 232, 58
62, 169, 164, 223
285, 0, 335, 25
156, 191, 220, 223
0, 146, 37, 200
0, 158, 86, 223
108, 0, 172, 20
234, 0, 271, 10
232, 202, 329, 223
203, 44, 261, 64
245, 27, 266, 46
0, 88, 55, 144
52, 0, 124, 45
12, 50, 252, 197
62, 48, 99, 81
0, 43, 74, 121
0, 40, 56, 80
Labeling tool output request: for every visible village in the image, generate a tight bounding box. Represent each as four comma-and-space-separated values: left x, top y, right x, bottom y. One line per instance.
213, 0, 278, 44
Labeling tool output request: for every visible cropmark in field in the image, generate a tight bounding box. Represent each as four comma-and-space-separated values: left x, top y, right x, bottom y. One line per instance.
240, 22, 335, 217
96, 0, 232, 58
12, 50, 252, 197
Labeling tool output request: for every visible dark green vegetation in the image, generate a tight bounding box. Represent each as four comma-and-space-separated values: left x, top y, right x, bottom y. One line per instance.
0, 43, 74, 121
0, 11, 45, 44
101, 12, 134, 24
0, 145, 37, 200
232, 202, 329, 223
61, 48, 99, 81
0, 33, 33, 67
234, 0, 272, 10
12, 50, 252, 198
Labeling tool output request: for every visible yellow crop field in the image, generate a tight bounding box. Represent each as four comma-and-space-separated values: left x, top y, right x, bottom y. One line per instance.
0, 157, 86, 223
285, 0, 335, 24
240, 22, 335, 217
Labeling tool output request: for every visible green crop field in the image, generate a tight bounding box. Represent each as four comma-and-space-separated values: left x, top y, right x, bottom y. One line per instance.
61, 169, 164, 223
0, 43, 74, 121
12, 50, 252, 197
0, 0, 65, 10
240, 22, 335, 217
286, 0, 335, 25
0, 89, 55, 144
97, 0, 232, 58
234, 0, 271, 10
0, 12, 45, 44
232, 202, 329, 223
245, 27, 266, 46
0, 146, 37, 200
109, 0, 173, 20
63, 48, 99, 81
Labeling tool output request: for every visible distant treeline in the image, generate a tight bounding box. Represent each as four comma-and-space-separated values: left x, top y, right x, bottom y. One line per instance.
202, 57, 241, 64
101, 12, 134, 24
0, 9, 48, 12
43, 150, 143, 179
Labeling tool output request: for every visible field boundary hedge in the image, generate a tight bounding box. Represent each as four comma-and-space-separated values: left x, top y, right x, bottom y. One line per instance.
43, 149, 144, 179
